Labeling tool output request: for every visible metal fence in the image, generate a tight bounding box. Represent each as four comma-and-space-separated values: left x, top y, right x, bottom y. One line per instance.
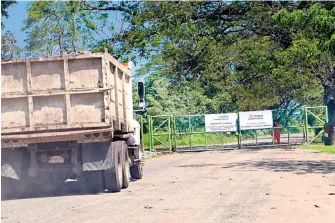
239, 108, 306, 148
136, 106, 328, 152
305, 106, 328, 144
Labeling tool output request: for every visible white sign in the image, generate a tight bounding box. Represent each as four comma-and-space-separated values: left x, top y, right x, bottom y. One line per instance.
239, 110, 273, 130
205, 113, 238, 132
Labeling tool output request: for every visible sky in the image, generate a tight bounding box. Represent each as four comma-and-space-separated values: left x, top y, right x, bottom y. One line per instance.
2, 1, 29, 50
2, 1, 146, 76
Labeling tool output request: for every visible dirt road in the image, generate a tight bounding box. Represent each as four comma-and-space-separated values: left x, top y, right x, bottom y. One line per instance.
2, 148, 335, 223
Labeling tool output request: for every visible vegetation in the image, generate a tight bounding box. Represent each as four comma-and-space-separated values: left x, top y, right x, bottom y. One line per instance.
300, 144, 335, 154
1, 31, 21, 61
142, 132, 238, 150
1, 1, 20, 61
3, 1, 335, 127
124, 1, 334, 123
22, 1, 101, 56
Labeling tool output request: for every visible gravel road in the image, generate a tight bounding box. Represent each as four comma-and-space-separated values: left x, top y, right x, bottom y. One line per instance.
2, 148, 335, 223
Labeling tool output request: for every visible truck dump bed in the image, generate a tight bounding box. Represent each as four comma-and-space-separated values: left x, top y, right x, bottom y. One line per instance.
1, 51, 133, 139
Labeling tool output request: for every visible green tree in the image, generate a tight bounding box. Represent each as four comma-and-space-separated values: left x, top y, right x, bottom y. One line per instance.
116, 1, 325, 111
116, 1, 332, 119
23, 1, 100, 56
277, 3, 335, 124
22, 1, 333, 125
23, 0, 134, 58
133, 73, 207, 116
1, 31, 21, 60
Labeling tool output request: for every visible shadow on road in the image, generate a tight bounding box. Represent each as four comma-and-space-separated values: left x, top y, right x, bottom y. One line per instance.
176, 148, 335, 175
221, 159, 335, 175
1, 180, 108, 201
177, 159, 335, 175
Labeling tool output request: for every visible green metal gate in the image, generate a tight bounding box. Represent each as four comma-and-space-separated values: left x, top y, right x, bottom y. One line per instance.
305, 106, 328, 144
173, 115, 239, 151
147, 106, 328, 151
148, 114, 240, 151
149, 115, 173, 152
240, 108, 306, 148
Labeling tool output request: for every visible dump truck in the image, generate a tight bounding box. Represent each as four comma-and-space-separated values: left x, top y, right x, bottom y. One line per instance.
1, 49, 145, 198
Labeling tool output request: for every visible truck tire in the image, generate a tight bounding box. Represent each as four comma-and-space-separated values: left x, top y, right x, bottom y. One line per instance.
80, 171, 103, 194
104, 141, 123, 193
130, 163, 143, 179
122, 143, 130, 189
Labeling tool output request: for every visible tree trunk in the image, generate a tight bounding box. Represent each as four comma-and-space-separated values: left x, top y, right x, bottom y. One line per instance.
324, 86, 335, 145
327, 101, 335, 126
324, 86, 335, 125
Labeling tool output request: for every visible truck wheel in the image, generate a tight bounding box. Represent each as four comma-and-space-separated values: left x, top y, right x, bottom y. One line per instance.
80, 171, 103, 194
122, 143, 130, 189
104, 141, 123, 193
130, 163, 143, 179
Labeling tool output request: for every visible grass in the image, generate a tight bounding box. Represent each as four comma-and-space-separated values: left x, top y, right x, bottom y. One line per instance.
175, 133, 238, 147
142, 132, 238, 150
300, 144, 335, 154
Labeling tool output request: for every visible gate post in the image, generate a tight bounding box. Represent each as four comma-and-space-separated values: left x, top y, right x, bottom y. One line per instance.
237, 113, 242, 149
168, 116, 172, 152
172, 115, 177, 152
148, 115, 153, 151
325, 106, 329, 124
188, 116, 192, 149
140, 115, 144, 152
304, 107, 309, 144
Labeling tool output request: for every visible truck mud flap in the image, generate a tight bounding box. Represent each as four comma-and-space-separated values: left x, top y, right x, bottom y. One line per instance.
82, 141, 114, 171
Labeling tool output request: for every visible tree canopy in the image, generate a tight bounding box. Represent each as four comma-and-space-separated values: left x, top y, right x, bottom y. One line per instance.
1, 31, 21, 60
12, 1, 335, 123
123, 1, 333, 116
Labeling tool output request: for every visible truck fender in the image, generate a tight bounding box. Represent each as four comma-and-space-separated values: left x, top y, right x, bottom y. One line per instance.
127, 119, 141, 146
